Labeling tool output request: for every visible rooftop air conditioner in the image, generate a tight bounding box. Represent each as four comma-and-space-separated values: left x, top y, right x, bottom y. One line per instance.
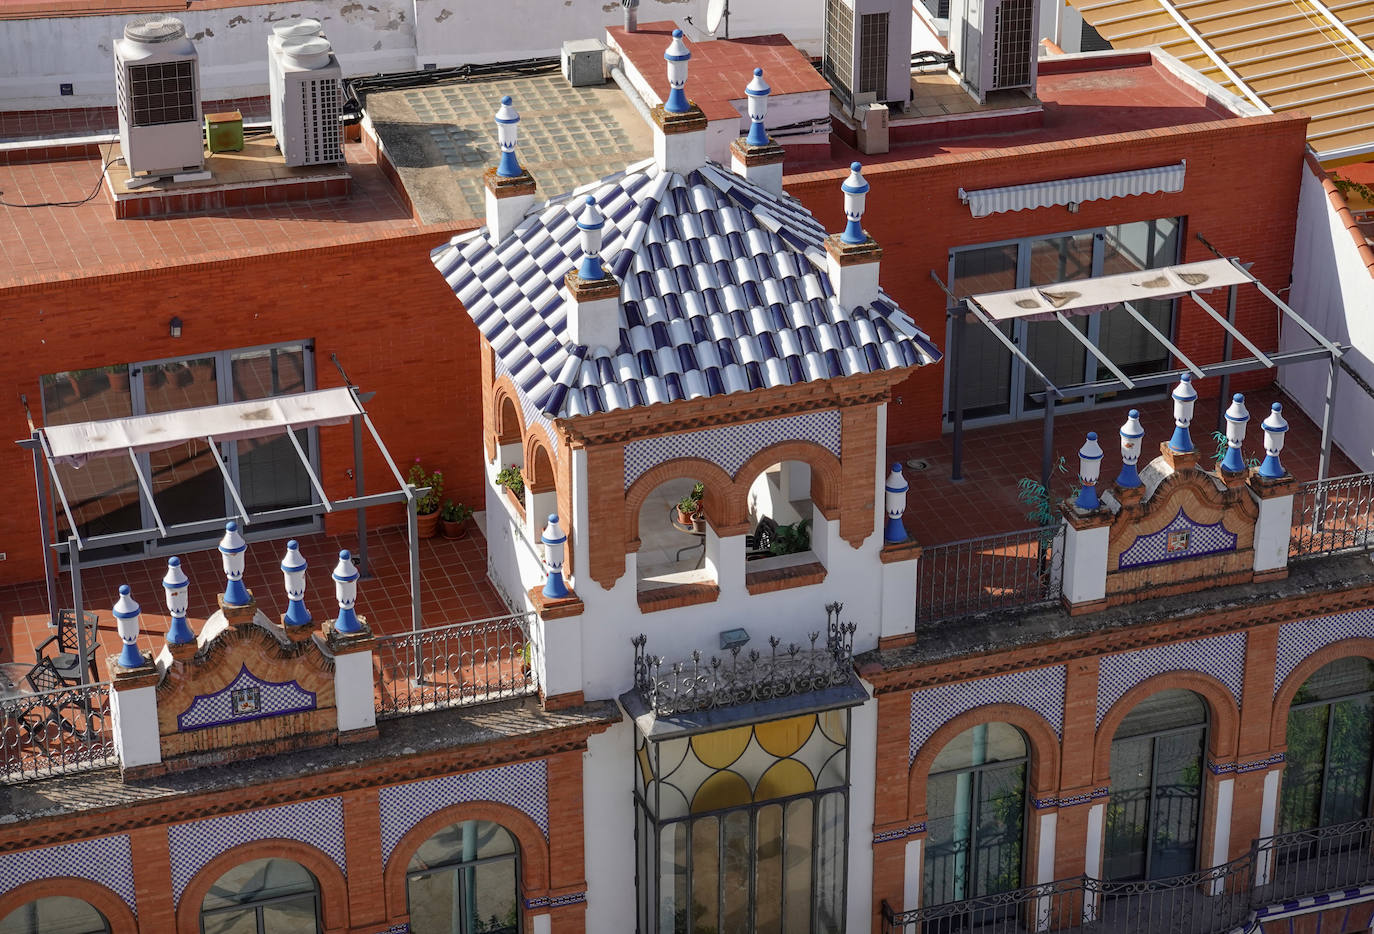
268, 19, 323, 148
821, 0, 912, 109
949, 0, 1039, 103
114, 16, 204, 179
269, 33, 344, 167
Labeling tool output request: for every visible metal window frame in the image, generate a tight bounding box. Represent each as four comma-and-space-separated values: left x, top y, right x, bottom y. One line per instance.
404, 846, 522, 934
1106, 718, 1210, 882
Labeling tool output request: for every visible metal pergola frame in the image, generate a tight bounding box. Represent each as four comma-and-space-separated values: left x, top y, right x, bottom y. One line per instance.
17, 363, 424, 683
935, 235, 1350, 495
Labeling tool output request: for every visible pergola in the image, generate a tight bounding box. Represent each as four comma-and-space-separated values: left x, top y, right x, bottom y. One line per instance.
17, 381, 424, 683
936, 241, 1351, 491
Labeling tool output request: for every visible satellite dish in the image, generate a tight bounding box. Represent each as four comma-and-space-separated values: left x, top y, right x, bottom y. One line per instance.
705, 0, 728, 36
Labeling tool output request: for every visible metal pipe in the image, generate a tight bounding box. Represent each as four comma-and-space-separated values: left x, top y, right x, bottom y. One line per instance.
70, 535, 88, 685
1217, 284, 1237, 436
354, 414, 370, 580
205, 435, 251, 526
611, 65, 655, 127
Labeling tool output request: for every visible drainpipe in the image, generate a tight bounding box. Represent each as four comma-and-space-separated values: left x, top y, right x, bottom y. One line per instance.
610, 63, 655, 126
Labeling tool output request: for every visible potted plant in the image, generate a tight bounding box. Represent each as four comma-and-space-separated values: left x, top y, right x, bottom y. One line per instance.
104, 365, 130, 393
496, 466, 525, 517
408, 459, 444, 538
439, 500, 472, 539
676, 481, 704, 525
769, 518, 812, 556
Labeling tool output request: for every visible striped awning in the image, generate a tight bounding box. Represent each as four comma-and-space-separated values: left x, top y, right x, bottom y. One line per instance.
958, 161, 1187, 218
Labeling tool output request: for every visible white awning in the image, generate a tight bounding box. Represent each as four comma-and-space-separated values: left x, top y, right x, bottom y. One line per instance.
44, 387, 362, 466
958, 161, 1187, 218
969, 258, 1251, 321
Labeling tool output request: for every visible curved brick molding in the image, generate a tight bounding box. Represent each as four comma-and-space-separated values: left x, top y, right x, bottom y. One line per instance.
167, 797, 346, 904
378, 760, 549, 865
0, 835, 136, 915
908, 666, 1066, 762
1275, 608, 1374, 694
1096, 631, 1246, 725
496, 358, 560, 463
623, 411, 841, 488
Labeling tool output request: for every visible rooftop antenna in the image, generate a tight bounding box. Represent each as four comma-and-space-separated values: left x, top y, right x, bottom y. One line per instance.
684, 0, 728, 39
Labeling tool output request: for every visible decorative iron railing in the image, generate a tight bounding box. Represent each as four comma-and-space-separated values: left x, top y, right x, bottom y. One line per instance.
916, 526, 1065, 624
0, 681, 115, 783
882, 817, 1374, 934
373, 612, 536, 719
1290, 472, 1374, 560
631, 602, 858, 716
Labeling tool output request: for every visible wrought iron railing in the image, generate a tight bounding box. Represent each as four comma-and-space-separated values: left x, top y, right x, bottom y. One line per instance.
916, 526, 1065, 624
372, 612, 536, 719
0, 681, 115, 783
631, 602, 858, 716
882, 817, 1374, 934
1290, 472, 1374, 560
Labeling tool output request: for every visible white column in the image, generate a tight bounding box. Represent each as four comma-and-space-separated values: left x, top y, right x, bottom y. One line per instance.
1208, 777, 1234, 894
880, 555, 919, 641
704, 526, 745, 598
846, 695, 878, 934
1253, 491, 1295, 574
1256, 768, 1281, 885
1034, 811, 1059, 933
1083, 802, 1105, 923
902, 837, 924, 913
334, 648, 376, 733
110, 682, 161, 769
1062, 522, 1110, 606
532, 913, 552, 934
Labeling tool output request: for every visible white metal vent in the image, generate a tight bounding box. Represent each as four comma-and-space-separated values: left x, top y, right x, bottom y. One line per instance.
270, 33, 344, 167
114, 16, 203, 177
991, 0, 1034, 90
823, 0, 856, 101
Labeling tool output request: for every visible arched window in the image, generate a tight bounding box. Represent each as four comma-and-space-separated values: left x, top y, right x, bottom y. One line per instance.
636, 476, 716, 593
0, 897, 109, 934
199, 858, 320, 933
1280, 656, 1374, 833
1104, 689, 1208, 880
743, 459, 816, 565
925, 722, 1029, 906
406, 820, 520, 934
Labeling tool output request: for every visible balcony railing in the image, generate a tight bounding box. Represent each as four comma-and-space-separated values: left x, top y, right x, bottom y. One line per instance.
1291, 472, 1374, 560
373, 612, 536, 719
0, 681, 115, 783
916, 526, 1065, 624
882, 817, 1374, 934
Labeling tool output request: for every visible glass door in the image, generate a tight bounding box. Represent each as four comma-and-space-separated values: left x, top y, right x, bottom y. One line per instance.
1020, 233, 1094, 412
949, 244, 1018, 421
230, 345, 316, 532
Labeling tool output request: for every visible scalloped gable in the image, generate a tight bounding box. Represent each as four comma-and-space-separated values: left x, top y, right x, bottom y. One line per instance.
432, 159, 941, 420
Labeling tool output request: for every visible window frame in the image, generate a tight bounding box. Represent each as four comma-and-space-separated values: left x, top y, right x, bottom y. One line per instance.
403, 821, 522, 934
1280, 661, 1374, 833
197, 859, 321, 934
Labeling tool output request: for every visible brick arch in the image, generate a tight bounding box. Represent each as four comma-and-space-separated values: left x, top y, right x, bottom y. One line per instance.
493, 377, 525, 449
382, 800, 551, 921
524, 430, 557, 495
1093, 672, 1239, 784
624, 458, 742, 549
730, 440, 843, 520
908, 702, 1062, 823
0, 877, 136, 934
175, 839, 348, 934
1270, 638, 1374, 750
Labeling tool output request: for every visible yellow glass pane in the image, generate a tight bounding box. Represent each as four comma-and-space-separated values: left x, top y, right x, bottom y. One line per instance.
692, 726, 752, 769
692, 770, 752, 813
637, 744, 653, 787
755, 714, 816, 758
818, 709, 847, 745
755, 758, 816, 802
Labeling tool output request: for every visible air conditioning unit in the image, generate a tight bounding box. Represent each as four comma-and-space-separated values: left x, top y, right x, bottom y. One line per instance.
269, 34, 344, 167
268, 19, 323, 148
114, 16, 204, 179
821, 0, 913, 109
948, 0, 1039, 102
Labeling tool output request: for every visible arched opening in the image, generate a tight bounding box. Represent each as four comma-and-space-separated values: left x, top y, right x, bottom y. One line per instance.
1280, 656, 1374, 833
1104, 689, 1208, 880
406, 820, 520, 934
0, 897, 109, 934
199, 857, 320, 933
636, 476, 717, 591
743, 460, 817, 567
925, 722, 1029, 907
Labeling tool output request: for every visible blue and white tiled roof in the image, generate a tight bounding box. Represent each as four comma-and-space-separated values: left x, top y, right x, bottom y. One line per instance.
432, 158, 941, 420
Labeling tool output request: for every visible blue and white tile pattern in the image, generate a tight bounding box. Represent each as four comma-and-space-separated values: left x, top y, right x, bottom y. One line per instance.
1117, 507, 1238, 569
1275, 608, 1374, 695
623, 411, 841, 488
176, 663, 316, 731
1096, 631, 1246, 725
0, 836, 136, 915
908, 666, 1066, 763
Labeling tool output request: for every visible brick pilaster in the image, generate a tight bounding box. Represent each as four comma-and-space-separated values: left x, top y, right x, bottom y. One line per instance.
839, 403, 878, 548
585, 443, 626, 589
129, 825, 174, 932
342, 786, 384, 928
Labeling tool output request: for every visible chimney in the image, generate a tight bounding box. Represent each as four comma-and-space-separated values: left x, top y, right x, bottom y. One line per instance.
824, 162, 882, 310
729, 67, 786, 195
623, 0, 638, 31
652, 29, 707, 174
484, 95, 538, 244
565, 196, 623, 351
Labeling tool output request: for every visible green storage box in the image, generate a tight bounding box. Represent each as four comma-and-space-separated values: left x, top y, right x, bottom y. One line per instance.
205, 110, 244, 153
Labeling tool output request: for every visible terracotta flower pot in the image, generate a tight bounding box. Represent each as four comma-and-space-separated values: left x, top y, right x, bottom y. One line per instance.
416, 510, 440, 539
440, 518, 468, 540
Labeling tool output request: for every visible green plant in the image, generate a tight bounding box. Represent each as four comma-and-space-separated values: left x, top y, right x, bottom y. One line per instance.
769, 518, 812, 556
1016, 456, 1075, 527
407, 459, 443, 515
496, 465, 525, 499
1332, 172, 1374, 204
1210, 430, 1260, 470
440, 500, 472, 523
677, 481, 705, 517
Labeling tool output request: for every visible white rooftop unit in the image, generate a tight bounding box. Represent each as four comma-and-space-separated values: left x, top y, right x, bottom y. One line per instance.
114, 16, 204, 178
949, 0, 1039, 102
270, 34, 344, 167
268, 19, 323, 148
821, 0, 912, 108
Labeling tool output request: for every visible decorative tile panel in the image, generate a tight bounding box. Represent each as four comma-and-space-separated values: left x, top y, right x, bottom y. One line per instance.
623, 411, 842, 489
167, 797, 345, 904
0, 835, 136, 915
176, 663, 316, 731
378, 761, 548, 865
1275, 608, 1374, 694
1117, 507, 1238, 569
908, 666, 1066, 763
1096, 631, 1246, 725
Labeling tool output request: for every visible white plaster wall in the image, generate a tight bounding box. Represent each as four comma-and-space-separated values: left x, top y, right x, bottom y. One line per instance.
1280, 161, 1374, 473
582, 717, 637, 933
847, 692, 879, 933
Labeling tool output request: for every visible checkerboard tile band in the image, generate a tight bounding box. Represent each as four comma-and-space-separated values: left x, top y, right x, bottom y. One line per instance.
908, 666, 1067, 763
1117, 507, 1238, 569
378, 760, 549, 865
176, 663, 316, 730
496, 358, 559, 463
1096, 631, 1247, 725
1275, 608, 1374, 695
0, 835, 136, 915
167, 797, 346, 904
623, 411, 842, 489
